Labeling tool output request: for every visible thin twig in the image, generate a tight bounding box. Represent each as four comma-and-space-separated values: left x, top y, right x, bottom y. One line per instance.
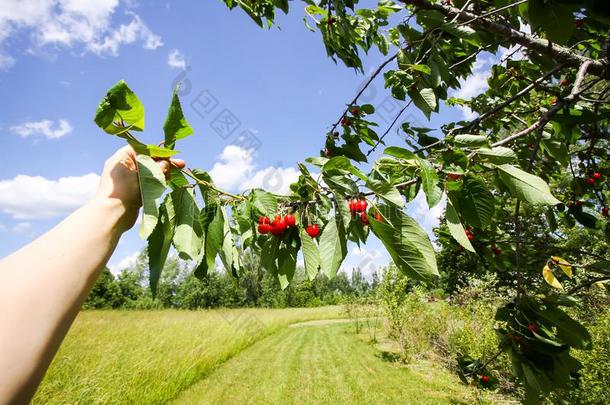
329, 53, 399, 135
366, 100, 414, 157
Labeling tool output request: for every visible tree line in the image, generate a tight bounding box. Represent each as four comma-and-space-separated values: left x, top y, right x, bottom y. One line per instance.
84, 250, 376, 310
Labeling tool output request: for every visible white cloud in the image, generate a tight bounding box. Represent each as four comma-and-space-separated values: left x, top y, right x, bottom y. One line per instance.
11, 222, 32, 235
0, 0, 162, 69
343, 246, 384, 278
87, 14, 163, 56
0, 53, 15, 71
167, 49, 186, 70
107, 250, 139, 275
209, 145, 299, 195
452, 56, 495, 119
0, 173, 99, 219
10, 118, 72, 139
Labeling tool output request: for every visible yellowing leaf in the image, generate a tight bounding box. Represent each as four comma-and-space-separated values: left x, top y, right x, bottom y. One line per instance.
552, 256, 572, 278
543, 265, 563, 290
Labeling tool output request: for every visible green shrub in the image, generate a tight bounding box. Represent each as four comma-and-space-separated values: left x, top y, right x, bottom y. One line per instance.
552, 309, 610, 404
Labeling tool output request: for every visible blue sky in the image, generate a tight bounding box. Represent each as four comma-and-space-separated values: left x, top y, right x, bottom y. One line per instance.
0, 1, 487, 276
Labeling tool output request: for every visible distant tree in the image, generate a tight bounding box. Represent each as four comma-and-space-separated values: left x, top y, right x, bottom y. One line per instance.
83, 268, 122, 309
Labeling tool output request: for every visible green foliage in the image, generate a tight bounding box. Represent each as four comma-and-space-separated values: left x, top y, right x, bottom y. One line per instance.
90, 0, 610, 399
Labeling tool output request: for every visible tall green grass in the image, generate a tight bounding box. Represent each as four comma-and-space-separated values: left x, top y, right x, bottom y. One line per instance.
33, 307, 344, 404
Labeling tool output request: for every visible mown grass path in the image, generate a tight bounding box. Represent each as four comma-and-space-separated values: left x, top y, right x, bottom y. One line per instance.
174, 322, 483, 404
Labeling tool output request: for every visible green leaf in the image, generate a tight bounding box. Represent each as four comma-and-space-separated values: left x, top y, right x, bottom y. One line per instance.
475, 146, 516, 164
147, 194, 175, 297
411, 87, 437, 118
588, 260, 610, 275
163, 85, 194, 149
445, 197, 475, 252
369, 205, 438, 281
454, 134, 488, 146
300, 227, 321, 280
384, 146, 417, 160
319, 216, 348, 278
366, 179, 405, 207
497, 164, 561, 206
171, 187, 202, 260
252, 189, 278, 217
334, 193, 352, 227
408, 64, 432, 75
528, 0, 575, 45
418, 158, 442, 208
322, 156, 367, 181
94, 80, 145, 135
277, 239, 299, 289
136, 155, 167, 240
194, 205, 224, 278
191, 169, 219, 205
454, 175, 495, 228
136, 144, 179, 158
218, 207, 234, 272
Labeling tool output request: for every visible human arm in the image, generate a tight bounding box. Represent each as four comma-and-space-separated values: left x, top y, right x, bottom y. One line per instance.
0, 147, 184, 404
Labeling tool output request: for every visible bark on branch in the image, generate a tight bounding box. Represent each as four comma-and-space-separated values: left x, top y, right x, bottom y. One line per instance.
401, 0, 609, 78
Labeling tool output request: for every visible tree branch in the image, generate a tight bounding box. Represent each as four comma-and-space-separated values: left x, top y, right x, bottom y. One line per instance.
329, 53, 398, 135
366, 100, 414, 157
489, 62, 597, 149
401, 0, 609, 78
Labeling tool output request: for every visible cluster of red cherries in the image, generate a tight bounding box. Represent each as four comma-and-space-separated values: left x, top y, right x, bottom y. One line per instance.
586, 171, 602, 186
348, 197, 381, 225
340, 107, 361, 127
465, 227, 475, 241
257, 214, 296, 236
257, 214, 320, 238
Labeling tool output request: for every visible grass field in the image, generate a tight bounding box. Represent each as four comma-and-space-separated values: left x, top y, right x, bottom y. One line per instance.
174, 321, 483, 404
34, 307, 500, 404
33, 307, 343, 404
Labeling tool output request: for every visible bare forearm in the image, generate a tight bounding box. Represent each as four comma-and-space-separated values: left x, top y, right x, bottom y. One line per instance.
0, 197, 133, 404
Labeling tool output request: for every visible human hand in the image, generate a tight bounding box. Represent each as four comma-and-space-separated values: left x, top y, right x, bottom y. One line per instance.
94, 146, 185, 231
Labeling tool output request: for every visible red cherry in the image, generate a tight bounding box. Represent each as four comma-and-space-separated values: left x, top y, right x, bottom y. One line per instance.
258, 216, 270, 225
285, 214, 296, 227
593, 172, 602, 180
324, 148, 332, 157
357, 199, 368, 212
481, 375, 490, 383
258, 224, 271, 234
587, 177, 596, 185
349, 198, 358, 213
560, 79, 570, 87
575, 19, 584, 28
270, 218, 287, 236
467, 233, 475, 241
602, 207, 609, 217
528, 323, 538, 333
447, 173, 461, 181
375, 212, 382, 222
306, 224, 320, 238
360, 212, 370, 225
341, 117, 352, 127
351, 108, 360, 116
491, 245, 501, 255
